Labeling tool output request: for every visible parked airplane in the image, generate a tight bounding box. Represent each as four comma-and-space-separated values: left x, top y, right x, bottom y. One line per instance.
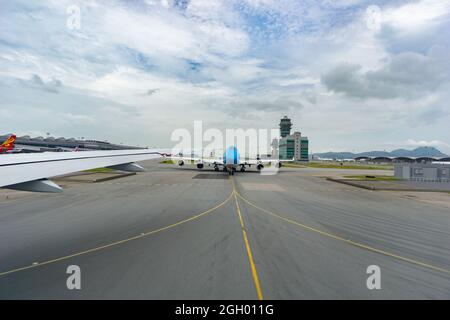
0, 134, 99, 154
0, 134, 17, 154
170, 146, 293, 175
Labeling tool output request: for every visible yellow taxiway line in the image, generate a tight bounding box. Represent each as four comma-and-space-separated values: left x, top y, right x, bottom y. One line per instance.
230, 176, 264, 300
235, 190, 450, 275
0, 191, 234, 277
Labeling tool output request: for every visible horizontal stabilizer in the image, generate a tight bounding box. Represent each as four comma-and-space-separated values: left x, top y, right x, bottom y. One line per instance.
7, 179, 63, 193
107, 162, 146, 172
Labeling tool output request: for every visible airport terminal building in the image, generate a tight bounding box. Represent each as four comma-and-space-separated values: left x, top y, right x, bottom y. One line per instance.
0, 134, 142, 152
395, 163, 450, 182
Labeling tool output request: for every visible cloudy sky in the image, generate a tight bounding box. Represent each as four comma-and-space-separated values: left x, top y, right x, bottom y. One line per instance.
1, 0, 449, 153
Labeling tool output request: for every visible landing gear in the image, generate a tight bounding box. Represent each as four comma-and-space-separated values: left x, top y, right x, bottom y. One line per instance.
240, 165, 246, 172
225, 167, 235, 175
214, 166, 219, 171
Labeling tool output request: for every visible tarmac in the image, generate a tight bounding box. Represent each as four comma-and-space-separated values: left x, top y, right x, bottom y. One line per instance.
0, 160, 449, 299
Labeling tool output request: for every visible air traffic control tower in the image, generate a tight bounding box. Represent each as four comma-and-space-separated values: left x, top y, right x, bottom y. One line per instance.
279, 116, 293, 138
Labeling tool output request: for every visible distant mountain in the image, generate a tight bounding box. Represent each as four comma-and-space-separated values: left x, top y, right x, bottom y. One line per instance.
314, 146, 448, 159
389, 147, 447, 157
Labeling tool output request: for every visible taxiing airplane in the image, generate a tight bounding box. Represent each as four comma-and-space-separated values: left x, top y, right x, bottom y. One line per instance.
170, 146, 293, 175
0, 144, 290, 194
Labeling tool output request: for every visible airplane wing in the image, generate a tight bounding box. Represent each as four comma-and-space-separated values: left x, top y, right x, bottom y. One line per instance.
170, 156, 224, 165
260, 158, 294, 163
244, 158, 294, 165
0, 149, 164, 192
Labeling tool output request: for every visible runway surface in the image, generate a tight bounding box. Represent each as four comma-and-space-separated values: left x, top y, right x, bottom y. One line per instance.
0, 160, 449, 299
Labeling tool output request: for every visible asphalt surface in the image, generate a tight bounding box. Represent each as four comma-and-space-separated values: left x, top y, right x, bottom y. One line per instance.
0, 160, 449, 299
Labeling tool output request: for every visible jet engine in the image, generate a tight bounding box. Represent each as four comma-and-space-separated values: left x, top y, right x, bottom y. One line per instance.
197, 163, 204, 169
178, 160, 184, 166
257, 164, 264, 171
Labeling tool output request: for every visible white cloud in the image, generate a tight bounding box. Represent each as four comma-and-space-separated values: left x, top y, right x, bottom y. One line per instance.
383, 0, 450, 31
0, 0, 449, 152
405, 139, 450, 148
58, 112, 97, 125
100, 4, 248, 64
322, 49, 450, 99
